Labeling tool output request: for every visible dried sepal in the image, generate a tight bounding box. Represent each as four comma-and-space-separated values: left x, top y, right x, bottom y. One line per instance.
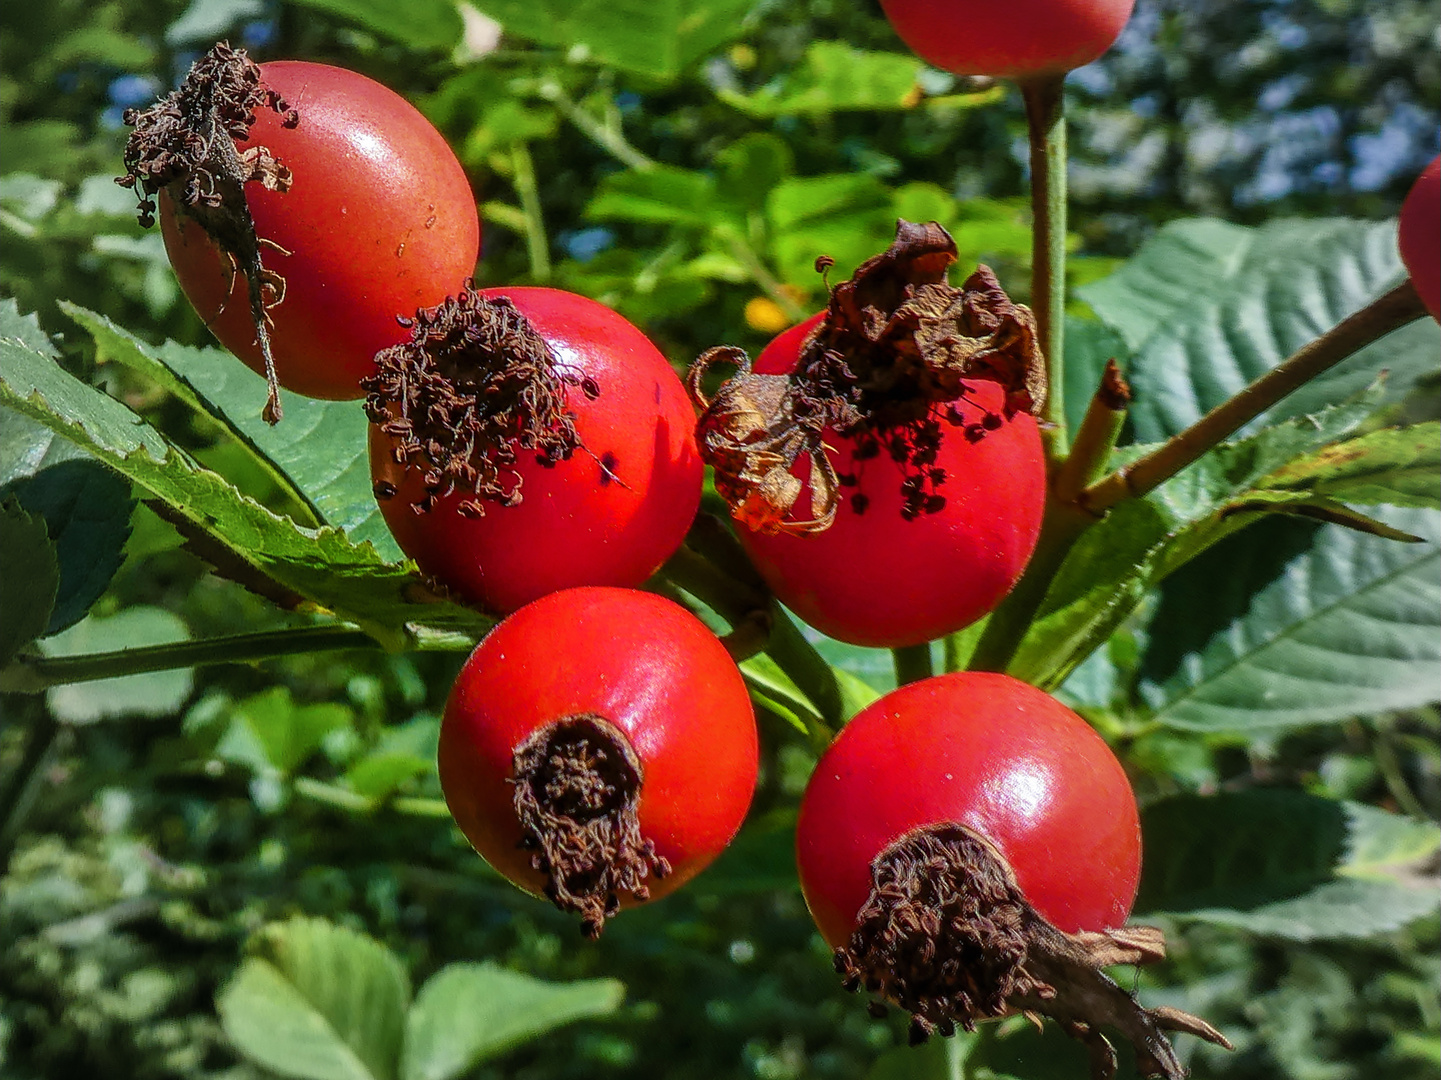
511, 714, 671, 938
362, 283, 596, 517
687, 347, 840, 533
837, 823, 1231, 1079
689, 220, 1046, 535
117, 41, 299, 423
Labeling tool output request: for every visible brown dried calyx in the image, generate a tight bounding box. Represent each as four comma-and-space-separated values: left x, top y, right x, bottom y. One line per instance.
362, 284, 598, 517
511, 714, 670, 938
687, 220, 1046, 535
838, 823, 1230, 1079
117, 41, 298, 424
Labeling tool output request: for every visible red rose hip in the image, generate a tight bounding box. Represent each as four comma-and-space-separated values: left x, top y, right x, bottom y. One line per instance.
795, 672, 1228, 1073
738, 316, 1044, 647
438, 587, 759, 936
1399, 156, 1440, 320
689, 222, 1046, 648
367, 286, 703, 615
879, 0, 1137, 80
121, 45, 479, 418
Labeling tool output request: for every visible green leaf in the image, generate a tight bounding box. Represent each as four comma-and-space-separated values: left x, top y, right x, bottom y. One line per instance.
2, 459, 134, 634
0, 500, 59, 666
802, 627, 899, 697
1136, 790, 1440, 939
219, 917, 410, 1080
1078, 218, 1257, 351
344, 752, 431, 800
1062, 317, 1129, 436
766, 173, 895, 286
1142, 507, 1441, 733
740, 652, 822, 737
715, 133, 794, 217
286, 0, 463, 52
1083, 217, 1440, 441
401, 963, 623, 1080
41, 607, 192, 723
694, 810, 797, 895
720, 41, 924, 117
63, 303, 399, 557
866, 1031, 978, 1079
471, 0, 757, 81
1255, 422, 1441, 509
586, 166, 719, 227
215, 687, 354, 776
0, 308, 489, 646
0, 174, 63, 224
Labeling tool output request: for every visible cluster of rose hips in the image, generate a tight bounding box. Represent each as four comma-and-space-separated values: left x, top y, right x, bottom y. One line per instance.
119, 6, 1437, 1074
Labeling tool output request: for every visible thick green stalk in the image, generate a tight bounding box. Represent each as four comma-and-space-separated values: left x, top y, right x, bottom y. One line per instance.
965, 497, 1095, 674
1021, 74, 1070, 462
892, 643, 935, 686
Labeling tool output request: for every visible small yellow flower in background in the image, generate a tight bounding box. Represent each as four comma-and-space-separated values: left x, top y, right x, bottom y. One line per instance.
745, 297, 791, 334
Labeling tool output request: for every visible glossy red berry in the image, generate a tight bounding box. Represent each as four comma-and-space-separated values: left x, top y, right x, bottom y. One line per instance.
879, 0, 1136, 79
438, 587, 759, 936
736, 314, 1045, 647
1399, 156, 1440, 320
796, 672, 1140, 949
130, 50, 479, 408
367, 286, 703, 615
786, 672, 1223, 1061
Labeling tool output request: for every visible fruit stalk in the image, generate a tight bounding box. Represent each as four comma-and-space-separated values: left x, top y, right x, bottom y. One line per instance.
1082, 279, 1430, 511
1022, 74, 1070, 461
892, 643, 935, 685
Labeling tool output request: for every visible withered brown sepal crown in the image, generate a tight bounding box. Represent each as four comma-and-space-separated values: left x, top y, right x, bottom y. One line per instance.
688, 220, 1046, 536
116, 41, 299, 423
840, 823, 1231, 1080
362, 283, 597, 519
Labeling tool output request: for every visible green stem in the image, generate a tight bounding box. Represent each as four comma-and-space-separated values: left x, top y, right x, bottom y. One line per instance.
1021, 74, 1070, 462
965, 497, 1095, 674
510, 141, 551, 283
0, 624, 391, 693
1369, 717, 1429, 820
720, 229, 809, 324
293, 777, 451, 818
535, 82, 659, 172
892, 643, 935, 686
1051, 358, 1131, 502
1082, 280, 1429, 511
971, 279, 1429, 676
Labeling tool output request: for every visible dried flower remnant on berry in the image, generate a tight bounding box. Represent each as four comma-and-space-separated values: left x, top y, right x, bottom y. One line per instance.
362, 284, 598, 517
511, 714, 671, 938
839, 822, 1231, 1079
117, 41, 298, 424
688, 220, 1046, 535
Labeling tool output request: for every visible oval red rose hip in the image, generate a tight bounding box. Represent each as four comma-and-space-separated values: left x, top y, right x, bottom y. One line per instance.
438, 587, 759, 936
146, 55, 480, 406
